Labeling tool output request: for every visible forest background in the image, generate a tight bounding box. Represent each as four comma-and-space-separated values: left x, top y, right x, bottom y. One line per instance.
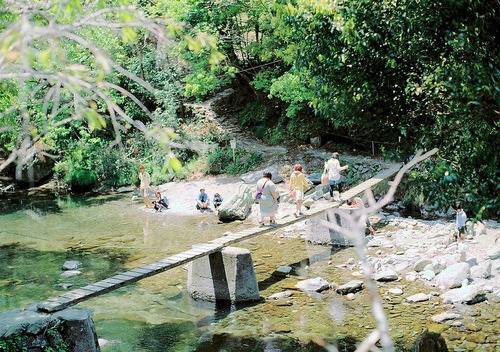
0, 0, 498, 218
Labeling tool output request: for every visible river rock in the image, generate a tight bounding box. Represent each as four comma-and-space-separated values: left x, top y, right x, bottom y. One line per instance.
431, 312, 460, 323
435, 262, 470, 289
414, 259, 432, 272
303, 198, 315, 210
310, 136, 321, 148
241, 166, 283, 184
217, 185, 254, 222
267, 290, 294, 300
424, 261, 446, 275
336, 280, 364, 295
388, 288, 403, 295
98, 338, 110, 348
487, 247, 500, 260
0, 308, 99, 352
60, 270, 81, 278
374, 268, 398, 282
405, 272, 418, 282
420, 270, 436, 281
406, 293, 430, 303
116, 186, 135, 193
62, 260, 82, 271
413, 331, 448, 352
442, 284, 486, 305
470, 260, 491, 279
307, 173, 322, 185
295, 277, 330, 293
275, 265, 292, 275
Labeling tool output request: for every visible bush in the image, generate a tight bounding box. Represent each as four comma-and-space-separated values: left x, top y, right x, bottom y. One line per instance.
54, 133, 137, 190
206, 146, 262, 175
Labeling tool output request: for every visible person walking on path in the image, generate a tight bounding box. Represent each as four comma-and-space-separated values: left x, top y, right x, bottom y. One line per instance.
289, 164, 309, 217
454, 203, 467, 241
138, 165, 153, 208
324, 152, 349, 200
256, 172, 279, 226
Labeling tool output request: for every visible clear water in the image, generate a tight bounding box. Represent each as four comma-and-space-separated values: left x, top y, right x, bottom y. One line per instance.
3, 194, 496, 351
0, 194, 330, 351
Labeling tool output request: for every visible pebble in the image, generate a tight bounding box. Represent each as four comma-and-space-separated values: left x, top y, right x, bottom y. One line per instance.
98, 339, 110, 347
62, 260, 82, 271
60, 270, 81, 278
406, 293, 430, 303
346, 293, 355, 300
267, 290, 294, 300
430, 312, 460, 323
336, 280, 364, 295
388, 288, 403, 295
275, 266, 292, 275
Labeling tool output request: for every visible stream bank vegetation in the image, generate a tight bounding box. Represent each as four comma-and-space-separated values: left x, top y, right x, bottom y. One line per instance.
0, 0, 498, 220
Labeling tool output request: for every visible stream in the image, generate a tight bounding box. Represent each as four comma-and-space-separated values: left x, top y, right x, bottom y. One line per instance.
1, 193, 498, 351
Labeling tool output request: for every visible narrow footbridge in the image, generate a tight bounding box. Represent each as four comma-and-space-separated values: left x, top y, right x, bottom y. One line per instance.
37, 162, 407, 313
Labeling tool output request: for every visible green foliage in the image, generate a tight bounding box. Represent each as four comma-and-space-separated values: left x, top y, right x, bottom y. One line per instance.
206, 146, 262, 175
0, 326, 69, 352
176, 0, 498, 215
54, 132, 137, 190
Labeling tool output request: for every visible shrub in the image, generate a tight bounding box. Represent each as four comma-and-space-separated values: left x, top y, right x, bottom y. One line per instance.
206, 146, 262, 175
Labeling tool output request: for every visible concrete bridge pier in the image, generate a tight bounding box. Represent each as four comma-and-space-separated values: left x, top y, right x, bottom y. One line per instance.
306, 208, 358, 246
187, 246, 260, 303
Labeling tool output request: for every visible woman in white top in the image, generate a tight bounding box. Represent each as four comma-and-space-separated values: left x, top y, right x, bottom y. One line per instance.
324, 152, 348, 198
256, 172, 279, 226
138, 164, 153, 208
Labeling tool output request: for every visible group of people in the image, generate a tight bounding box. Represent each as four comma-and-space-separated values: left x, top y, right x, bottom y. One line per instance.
139, 164, 225, 213
195, 188, 224, 212
255, 152, 350, 226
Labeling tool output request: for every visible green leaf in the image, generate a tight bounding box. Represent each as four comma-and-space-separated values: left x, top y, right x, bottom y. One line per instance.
168, 156, 182, 173
84, 110, 106, 131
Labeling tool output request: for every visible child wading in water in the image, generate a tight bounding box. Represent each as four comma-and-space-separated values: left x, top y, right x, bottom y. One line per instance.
454, 203, 467, 241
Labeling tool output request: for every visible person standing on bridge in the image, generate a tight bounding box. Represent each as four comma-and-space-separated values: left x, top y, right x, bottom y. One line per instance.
289, 164, 309, 217
324, 152, 349, 200
256, 172, 279, 226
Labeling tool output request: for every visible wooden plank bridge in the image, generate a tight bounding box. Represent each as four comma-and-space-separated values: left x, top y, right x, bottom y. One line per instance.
37, 162, 405, 313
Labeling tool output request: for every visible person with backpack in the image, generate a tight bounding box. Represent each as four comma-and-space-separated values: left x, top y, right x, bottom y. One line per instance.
323, 152, 349, 200
255, 172, 279, 226
289, 164, 310, 217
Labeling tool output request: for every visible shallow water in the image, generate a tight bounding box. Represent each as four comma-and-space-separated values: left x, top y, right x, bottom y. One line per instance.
1, 194, 498, 351
0, 194, 333, 351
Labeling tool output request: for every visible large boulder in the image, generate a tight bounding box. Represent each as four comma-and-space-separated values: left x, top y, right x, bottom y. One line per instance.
241, 165, 283, 184
470, 260, 492, 279
307, 173, 323, 185
217, 185, 254, 222
295, 277, 330, 293
0, 308, 99, 352
434, 262, 470, 289
442, 285, 486, 305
